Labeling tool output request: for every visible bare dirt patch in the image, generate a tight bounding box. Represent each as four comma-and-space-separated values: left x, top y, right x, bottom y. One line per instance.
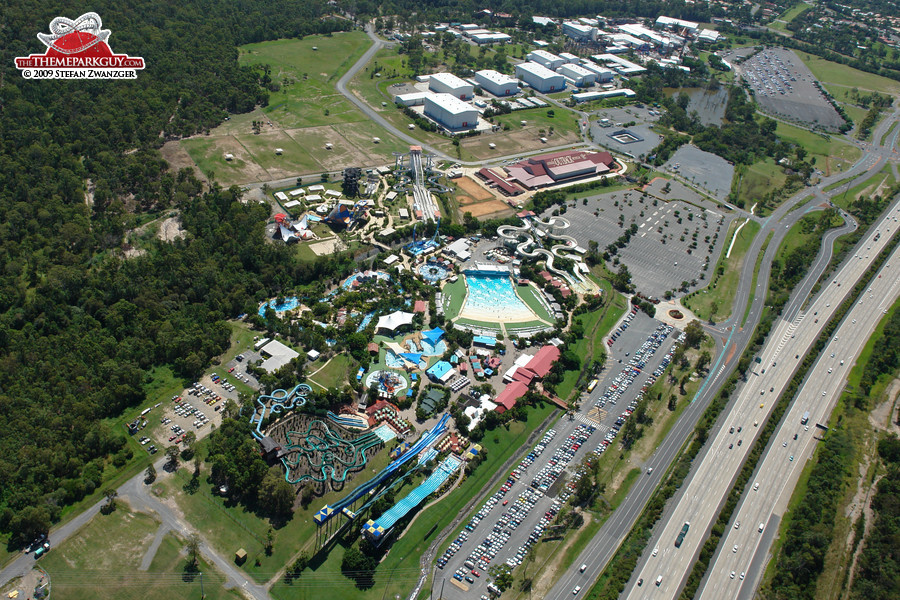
869, 379, 900, 436
455, 176, 494, 201
158, 216, 187, 242
463, 199, 514, 219
309, 238, 347, 255
160, 140, 203, 179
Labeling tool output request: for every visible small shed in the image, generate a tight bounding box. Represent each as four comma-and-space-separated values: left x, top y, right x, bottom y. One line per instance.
307, 349, 321, 361
275, 148, 284, 155
235, 548, 247, 564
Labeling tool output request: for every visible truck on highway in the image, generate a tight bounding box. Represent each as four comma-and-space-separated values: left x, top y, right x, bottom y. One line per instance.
674, 521, 690, 547
801, 411, 810, 425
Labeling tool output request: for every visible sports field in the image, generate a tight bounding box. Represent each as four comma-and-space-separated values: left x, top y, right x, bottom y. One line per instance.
181, 33, 411, 185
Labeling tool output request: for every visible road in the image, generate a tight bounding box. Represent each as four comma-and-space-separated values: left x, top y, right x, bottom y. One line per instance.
546, 109, 900, 600
620, 110, 900, 600
700, 226, 900, 598
0, 458, 272, 600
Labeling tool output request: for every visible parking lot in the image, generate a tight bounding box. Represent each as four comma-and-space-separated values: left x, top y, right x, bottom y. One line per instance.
661, 144, 735, 203
739, 47, 844, 130
150, 355, 261, 450
590, 106, 662, 160
438, 309, 681, 600
543, 187, 731, 298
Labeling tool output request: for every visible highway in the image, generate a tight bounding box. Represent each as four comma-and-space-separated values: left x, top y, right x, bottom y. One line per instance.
700, 227, 900, 598
545, 109, 900, 600
623, 195, 900, 599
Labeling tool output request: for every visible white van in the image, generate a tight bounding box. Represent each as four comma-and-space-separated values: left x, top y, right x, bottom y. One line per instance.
656, 575, 663, 586
579, 564, 587, 573
758, 523, 765, 533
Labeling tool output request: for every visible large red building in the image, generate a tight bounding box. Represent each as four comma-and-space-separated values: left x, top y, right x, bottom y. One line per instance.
504, 150, 618, 189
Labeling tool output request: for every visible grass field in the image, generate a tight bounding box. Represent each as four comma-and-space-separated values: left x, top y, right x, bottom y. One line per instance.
516, 283, 556, 323
38, 506, 241, 600
684, 219, 761, 322
182, 33, 415, 185
769, 3, 810, 32
830, 165, 897, 209
775, 122, 861, 174
736, 159, 788, 206
308, 353, 356, 390
795, 51, 900, 96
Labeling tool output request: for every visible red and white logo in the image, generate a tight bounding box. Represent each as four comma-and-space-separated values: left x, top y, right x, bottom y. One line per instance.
15, 12, 145, 79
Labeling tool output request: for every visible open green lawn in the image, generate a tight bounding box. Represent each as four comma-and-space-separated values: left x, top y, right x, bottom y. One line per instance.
769, 3, 810, 32
775, 122, 861, 174
441, 277, 467, 319
308, 353, 357, 390
516, 283, 556, 322
39, 506, 240, 600
270, 403, 558, 600
491, 106, 580, 136
684, 219, 760, 322
736, 158, 787, 207
831, 165, 897, 209
239, 34, 371, 128
795, 51, 900, 96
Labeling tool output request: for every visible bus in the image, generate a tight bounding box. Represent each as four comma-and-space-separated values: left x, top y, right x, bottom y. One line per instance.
587, 379, 599, 393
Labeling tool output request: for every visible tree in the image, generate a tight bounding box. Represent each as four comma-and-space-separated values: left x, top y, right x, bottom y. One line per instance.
185, 533, 201, 569
166, 445, 180, 470
145, 463, 157, 484
101, 488, 118, 514
696, 350, 712, 372
684, 319, 704, 349
259, 465, 295, 518
265, 526, 275, 556
488, 563, 514, 592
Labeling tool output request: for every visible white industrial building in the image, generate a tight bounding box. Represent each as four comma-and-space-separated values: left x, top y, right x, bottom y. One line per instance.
593, 53, 647, 75
580, 60, 616, 82
558, 63, 597, 87
515, 62, 566, 93
526, 49, 565, 71
572, 88, 636, 103
471, 32, 512, 44
558, 52, 580, 64
656, 16, 699, 33
698, 29, 722, 43
395, 91, 432, 106
475, 69, 519, 96
424, 93, 479, 130
562, 21, 598, 41
428, 72, 474, 100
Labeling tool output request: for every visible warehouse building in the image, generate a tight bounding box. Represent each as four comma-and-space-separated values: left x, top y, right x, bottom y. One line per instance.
580, 60, 616, 82
475, 69, 519, 96
656, 15, 699, 33
471, 32, 512, 44
526, 49, 564, 71
428, 72, 474, 100
515, 62, 565, 93
557, 63, 597, 87
562, 21, 598, 41
424, 93, 478, 130
558, 52, 580, 64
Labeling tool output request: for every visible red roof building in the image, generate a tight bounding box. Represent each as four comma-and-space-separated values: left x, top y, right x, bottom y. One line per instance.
414, 300, 428, 313
504, 150, 617, 189
495, 380, 529, 412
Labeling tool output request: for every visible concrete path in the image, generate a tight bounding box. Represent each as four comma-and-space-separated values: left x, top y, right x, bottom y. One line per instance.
140, 523, 171, 571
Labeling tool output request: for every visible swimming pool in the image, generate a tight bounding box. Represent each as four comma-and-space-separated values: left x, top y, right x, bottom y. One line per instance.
459, 272, 539, 323
259, 296, 299, 317
385, 351, 406, 369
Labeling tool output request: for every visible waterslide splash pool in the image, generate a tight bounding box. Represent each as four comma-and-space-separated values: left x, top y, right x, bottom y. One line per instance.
459, 271, 540, 323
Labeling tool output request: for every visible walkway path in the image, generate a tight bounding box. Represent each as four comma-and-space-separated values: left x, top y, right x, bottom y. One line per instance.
139, 523, 171, 571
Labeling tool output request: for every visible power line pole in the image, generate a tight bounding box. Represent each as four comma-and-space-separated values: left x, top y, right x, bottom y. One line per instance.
200, 571, 205, 599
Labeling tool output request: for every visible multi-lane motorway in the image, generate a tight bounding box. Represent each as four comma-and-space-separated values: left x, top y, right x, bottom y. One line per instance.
544, 109, 900, 600
700, 223, 900, 598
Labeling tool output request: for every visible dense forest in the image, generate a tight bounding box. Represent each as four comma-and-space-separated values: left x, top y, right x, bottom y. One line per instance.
0, 1, 354, 546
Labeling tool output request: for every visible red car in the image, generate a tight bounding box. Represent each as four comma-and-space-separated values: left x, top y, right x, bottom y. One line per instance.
169, 435, 177, 441
228, 367, 235, 373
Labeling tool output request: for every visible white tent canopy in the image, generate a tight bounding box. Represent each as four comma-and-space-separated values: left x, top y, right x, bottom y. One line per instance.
375, 310, 415, 332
